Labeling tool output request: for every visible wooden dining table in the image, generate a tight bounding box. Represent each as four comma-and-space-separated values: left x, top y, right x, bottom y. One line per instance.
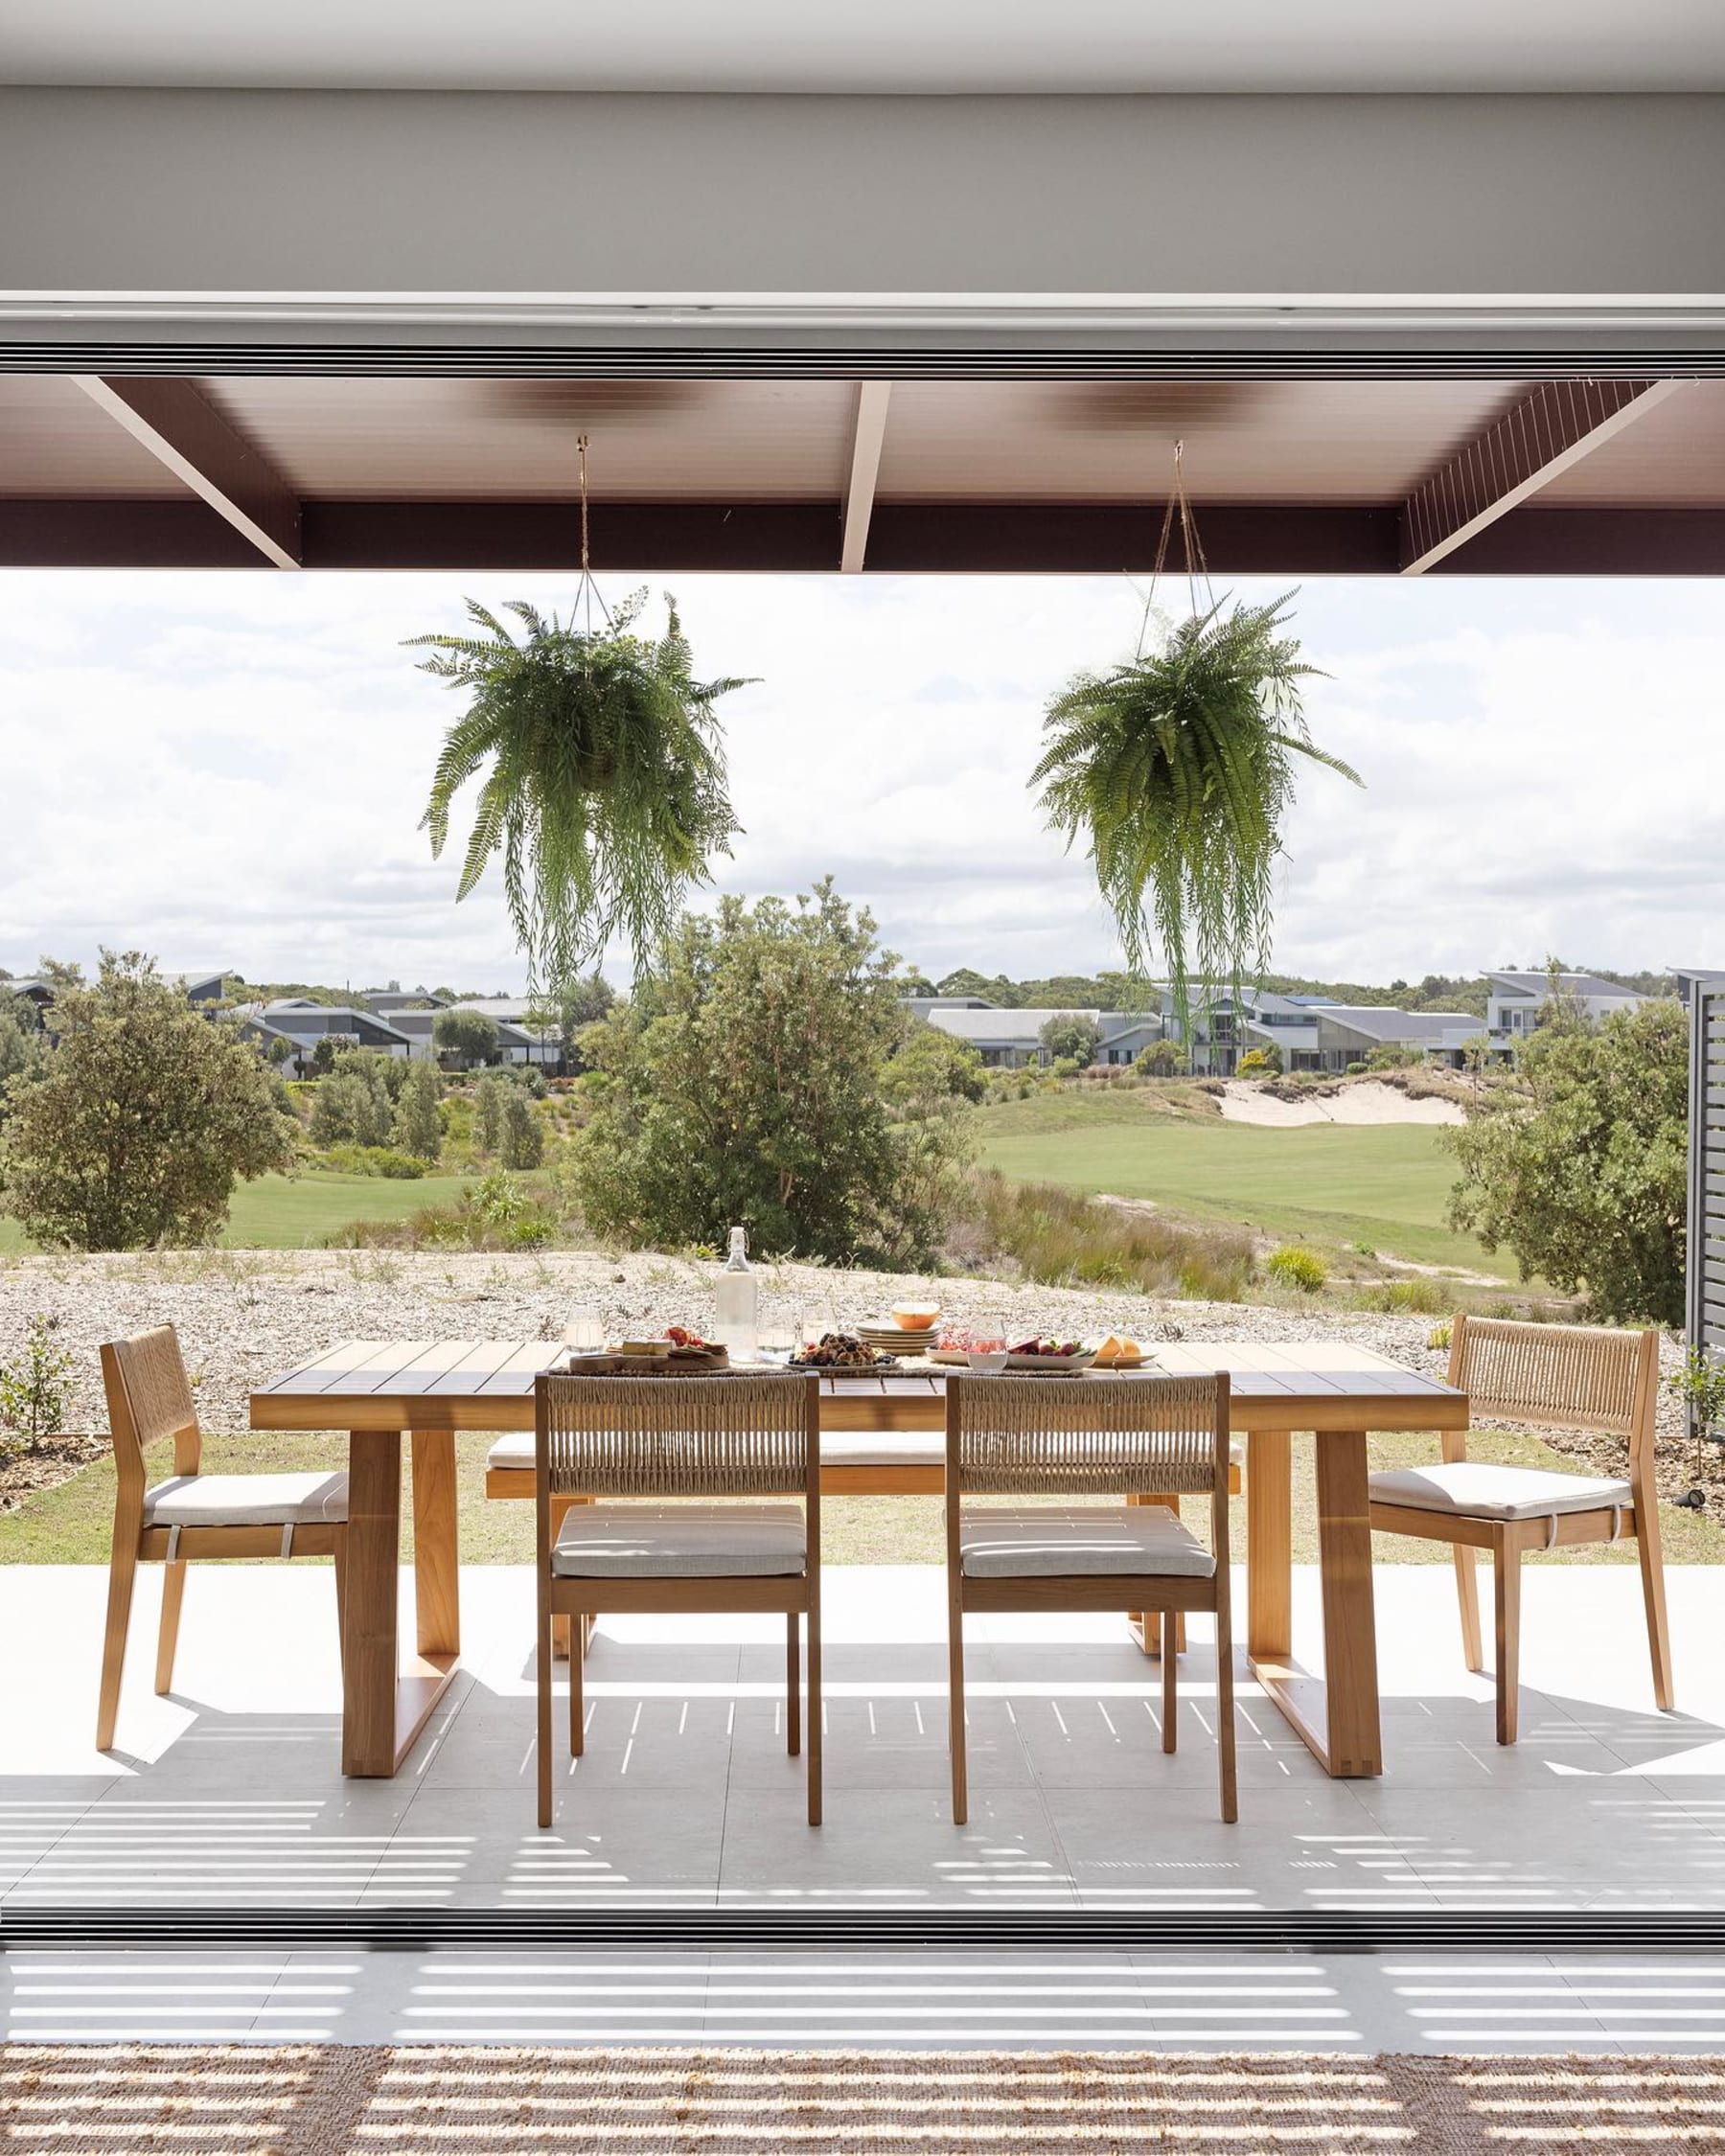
250, 1338, 1467, 1783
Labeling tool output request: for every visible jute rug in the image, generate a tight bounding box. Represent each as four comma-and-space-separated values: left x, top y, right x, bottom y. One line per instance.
3, 2047, 1723, 2153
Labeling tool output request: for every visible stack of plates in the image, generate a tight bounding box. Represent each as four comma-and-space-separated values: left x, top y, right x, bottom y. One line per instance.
860, 1319, 937, 1358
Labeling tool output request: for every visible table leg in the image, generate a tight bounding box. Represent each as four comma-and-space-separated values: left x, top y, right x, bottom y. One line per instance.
1128, 1492, 1185, 1656
1314, 1430, 1382, 1777
343, 1428, 459, 1778
343, 1430, 402, 1778
1247, 1431, 1293, 1661
411, 1431, 460, 1660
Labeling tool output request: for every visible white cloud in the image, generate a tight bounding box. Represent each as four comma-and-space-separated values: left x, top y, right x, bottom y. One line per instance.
0, 568, 1721, 990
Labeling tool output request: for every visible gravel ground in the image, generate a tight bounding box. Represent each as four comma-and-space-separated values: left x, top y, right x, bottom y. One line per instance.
0, 1244, 1690, 1445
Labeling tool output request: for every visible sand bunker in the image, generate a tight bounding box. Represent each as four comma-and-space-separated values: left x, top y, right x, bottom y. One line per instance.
1217, 1079, 1465, 1128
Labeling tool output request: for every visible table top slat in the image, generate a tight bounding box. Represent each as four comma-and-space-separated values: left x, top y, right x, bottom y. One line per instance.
261, 1339, 396, 1395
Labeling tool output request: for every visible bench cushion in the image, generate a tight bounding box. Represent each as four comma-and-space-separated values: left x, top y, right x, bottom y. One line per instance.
144, 1471, 349, 1527
1369, 1462, 1633, 1523
959, 1503, 1215, 1579
551, 1502, 807, 1578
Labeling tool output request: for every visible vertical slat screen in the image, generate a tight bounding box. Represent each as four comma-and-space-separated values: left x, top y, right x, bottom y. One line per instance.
1689, 984, 1725, 1365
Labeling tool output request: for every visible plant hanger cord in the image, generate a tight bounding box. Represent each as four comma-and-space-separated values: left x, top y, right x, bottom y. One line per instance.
1137, 438, 1211, 662
574, 432, 613, 643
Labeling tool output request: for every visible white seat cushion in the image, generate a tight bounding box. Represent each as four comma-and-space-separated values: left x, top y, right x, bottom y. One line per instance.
1369, 1461, 1633, 1523
551, 1502, 807, 1578
143, 1471, 349, 1527
959, 1503, 1215, 1579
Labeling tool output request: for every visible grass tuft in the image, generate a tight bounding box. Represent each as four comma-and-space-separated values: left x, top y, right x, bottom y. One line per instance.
954, 1170, 1254, 1303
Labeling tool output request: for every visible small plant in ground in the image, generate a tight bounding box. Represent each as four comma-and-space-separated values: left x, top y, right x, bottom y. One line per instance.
1428, 1319, 1454, 1352
1668, 1346, 1725, 1481
1355, 1276, 1446, 1316
1266, 1244, 1327, 1294
0, 1315, 76, 1449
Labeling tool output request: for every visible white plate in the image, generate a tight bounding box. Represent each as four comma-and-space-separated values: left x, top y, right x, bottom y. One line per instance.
1004, 1351, 1097, 1372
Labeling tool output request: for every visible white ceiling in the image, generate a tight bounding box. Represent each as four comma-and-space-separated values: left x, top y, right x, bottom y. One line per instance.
3, 0, 1723, 93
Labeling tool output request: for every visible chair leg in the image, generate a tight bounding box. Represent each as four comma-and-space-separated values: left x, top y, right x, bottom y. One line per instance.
1215, 1604, 1238, 1827
569, 1608, 585, 1758
537, 1598, 554, 1828
97, 1541, 138, 1752
1492, 1530, 1522, 1747
1452, 1544, 1484, 1674
948, 1596, 968, 1826
1162, 1616, 1178, 1754
154, 1558, 188, 1695
806, 1598, 822, 1828
1635, 1519, 1676, 1713
786, 1613, 801, 1757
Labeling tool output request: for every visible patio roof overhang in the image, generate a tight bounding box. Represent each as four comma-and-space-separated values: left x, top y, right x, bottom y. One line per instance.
2, 83, 1723, 577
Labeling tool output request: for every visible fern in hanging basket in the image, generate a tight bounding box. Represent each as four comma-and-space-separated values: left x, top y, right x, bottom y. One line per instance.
1032, 592, 1361, 1028
412, 588, 749, 982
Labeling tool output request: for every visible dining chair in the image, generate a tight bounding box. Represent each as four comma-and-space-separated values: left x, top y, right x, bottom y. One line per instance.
535, 1369, 822, 1829
945, 1371, 1237, 1824
1368, 1314, 1672, 1744
97, 1325, 348, 1751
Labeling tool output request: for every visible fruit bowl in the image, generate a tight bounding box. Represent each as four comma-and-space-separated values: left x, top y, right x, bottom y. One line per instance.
889, 1303, 941, 1331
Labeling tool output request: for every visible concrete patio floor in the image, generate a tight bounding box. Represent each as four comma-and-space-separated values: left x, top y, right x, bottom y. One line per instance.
2, 1561, 1724, 2051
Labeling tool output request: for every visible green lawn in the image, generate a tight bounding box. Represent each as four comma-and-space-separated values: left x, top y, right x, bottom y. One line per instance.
974, 1091, 1513, 1278
0, 1170, 475, 1254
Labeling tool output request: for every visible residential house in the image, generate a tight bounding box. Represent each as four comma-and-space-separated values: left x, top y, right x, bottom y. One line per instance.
910, 1002, 1168, 1070
236, 998, 413, 1073
1484, 970, 1643, 1041
1308, 1005, 1478, 1074
381, 1002, 551, 1068
9, 968, 229, 1040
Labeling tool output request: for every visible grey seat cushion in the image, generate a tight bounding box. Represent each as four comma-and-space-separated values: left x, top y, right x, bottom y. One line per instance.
144, 1470, 349, 1527
551, 1502, 808, 1578
1369, 1461, 1633, 1523
959, 1503, 1215, 1579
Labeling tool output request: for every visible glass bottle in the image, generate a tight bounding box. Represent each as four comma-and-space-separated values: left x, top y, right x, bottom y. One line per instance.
713, 1226, 759, 1361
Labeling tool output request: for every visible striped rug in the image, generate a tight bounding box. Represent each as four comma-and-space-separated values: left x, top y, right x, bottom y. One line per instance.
2, 2047, 1721, 2151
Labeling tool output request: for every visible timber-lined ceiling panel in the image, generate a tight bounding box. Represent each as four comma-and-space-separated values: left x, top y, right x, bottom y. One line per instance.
0, 376, 196, 496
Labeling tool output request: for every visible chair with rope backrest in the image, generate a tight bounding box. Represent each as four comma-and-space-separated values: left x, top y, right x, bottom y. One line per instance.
945, 1371, 1236, 1825
97, 1326, 349, 1751
1368, 1314, 1672, 1745
535, 1370, 822, 1829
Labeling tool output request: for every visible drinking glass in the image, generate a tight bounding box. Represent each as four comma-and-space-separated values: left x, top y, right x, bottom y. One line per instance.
799, 1299, 837, 1349
564, 1315, 606, 1353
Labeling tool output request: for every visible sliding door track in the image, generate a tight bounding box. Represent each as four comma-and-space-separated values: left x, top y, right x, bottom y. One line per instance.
3, 1907, 1722, 1956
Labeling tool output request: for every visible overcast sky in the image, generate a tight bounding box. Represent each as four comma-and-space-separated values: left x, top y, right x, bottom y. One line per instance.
1, 568, 1720, 993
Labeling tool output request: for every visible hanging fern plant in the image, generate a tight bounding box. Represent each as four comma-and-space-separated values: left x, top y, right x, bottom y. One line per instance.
1031, 452, 1361, 1034
410, 438, 751, 983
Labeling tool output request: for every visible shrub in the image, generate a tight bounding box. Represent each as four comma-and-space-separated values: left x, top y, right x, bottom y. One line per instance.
0, 952, 295, 1250
0, 1314, 75, 1447
1355, 1276, 1445, 1316
310, 1065, 393, 1149
958, 1171, 1253, 1304
1138, 1041, 1184, 1076
1038, 1011, 1102, 1067
1266, 1244, 1328, 1293
1344, 1061, 1369, 1076
473, 1072, 508, 1156
1428, 1319, 1454, 1351
321, 1143, 426, 1180
1235, 1045, 1281, 1078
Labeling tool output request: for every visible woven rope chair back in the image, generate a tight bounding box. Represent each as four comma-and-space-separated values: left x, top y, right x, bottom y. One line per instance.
101, 1325, 199, 1483
951, 1373, 1226, 1497
538, 1373, 815, 1498
1454, 1317, 1651, 1442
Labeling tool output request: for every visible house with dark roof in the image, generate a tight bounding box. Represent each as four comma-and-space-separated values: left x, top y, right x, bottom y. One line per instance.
1484, 970, 1643, 1042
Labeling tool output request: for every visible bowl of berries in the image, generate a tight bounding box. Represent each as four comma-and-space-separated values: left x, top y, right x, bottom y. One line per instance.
1003, 1337, 1095, 1373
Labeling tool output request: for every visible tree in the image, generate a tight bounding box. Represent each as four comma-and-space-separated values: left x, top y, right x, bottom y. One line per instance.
498, 1086, 544, 1169
393, 1056, 444, 1161
1446, 998, 1689, 1324
433, 1007, 502, 1067
1038, 1011, 1102, 1067
309, 1063, 392, 1149
882, 1019, 986, 1109
473, 1072, 508, 1156
0, 995, 48, 1128
548, 971, 616, 1073
308, 1033, 358, 1078
937, 968, 1019, 1006
0, 952, 295, 1250
572, 881, 956, 1265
